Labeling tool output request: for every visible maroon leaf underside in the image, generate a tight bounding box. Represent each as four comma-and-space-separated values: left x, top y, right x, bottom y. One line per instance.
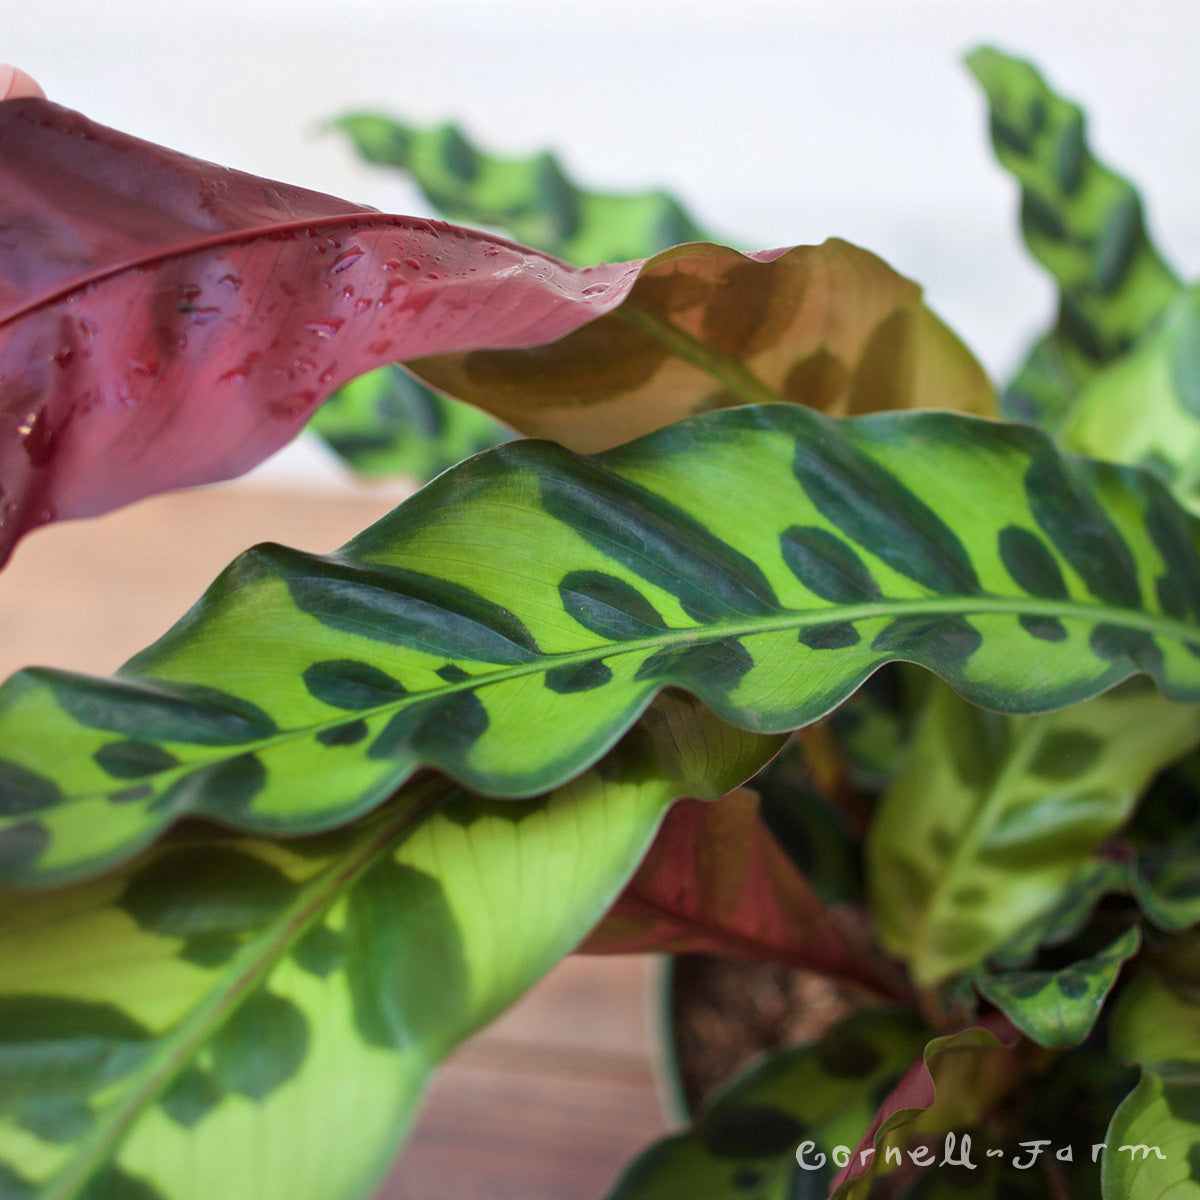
0, 100, 772, 563
578, 790, 906, 998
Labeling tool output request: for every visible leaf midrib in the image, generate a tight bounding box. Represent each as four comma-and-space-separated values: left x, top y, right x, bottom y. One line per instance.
912, 717, 1049, 968
42, 777, 450, 1200
70, 591, 1200, 807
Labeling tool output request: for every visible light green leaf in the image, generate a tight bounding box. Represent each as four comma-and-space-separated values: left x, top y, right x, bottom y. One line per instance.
1103, 1069, 1200, 1200
0, 691, 770, 1200
331, 112, 714, 266
967, 47, 1179, 427
976, 925, 1140, 1048
606, 1009, 926, 1200
990, 855, 1131, 969
8, 403, 1200, 885
306, 364, 511, 483
1065, 286, 1200, 512
868, 681, 1200, 984
1105, 935, 1200, 1199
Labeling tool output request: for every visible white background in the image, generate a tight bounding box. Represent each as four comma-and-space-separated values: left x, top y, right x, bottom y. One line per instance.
7, 0, 1200, 482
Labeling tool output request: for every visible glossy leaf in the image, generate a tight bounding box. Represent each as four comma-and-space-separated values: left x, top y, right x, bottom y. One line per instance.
0, 690, 768, 1200
606, 1009, 927, 1200
9, 403, 1200, 886
868, 681, 1200, 984
332, 111, 713, 266
0, 98, 639, 561
976, 925, 1140, 1048
830, 1012, 1023, 1200
305, 364, 510, 482
1105, 936, 1200, 1199
1065, 286, 1200, 512
968, 47, 1179, 426
0, 99, 991, 561
578, 788, 903, 996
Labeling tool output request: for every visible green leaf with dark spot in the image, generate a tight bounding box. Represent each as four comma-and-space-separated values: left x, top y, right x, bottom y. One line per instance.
977, 926, 1140, 1048
1066, 286, 1200, 517
7, 405, 1200, 884
606, 1010, 925, 1200
869, 681, 1199, 984
307, 364, 511, 485
209, 991, 308, 1100
968, 47, 1180, 427
0, 692, 773, 1200
329, 112, 713, 267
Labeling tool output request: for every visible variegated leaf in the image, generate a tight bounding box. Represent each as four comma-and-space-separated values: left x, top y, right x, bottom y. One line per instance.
868, 681, 1200, 984
306, 364, 511, 482
409, 236, 994, 452
968, 47, 1179, 427
1065, 286, 1200, 513
0, 691, 771, 1200
331, 111, 712, 266
1105, 933, 1200, 1199
8, 404, 1200, 885
976, 925, 1140, 1048
606, 1009, 927, 1200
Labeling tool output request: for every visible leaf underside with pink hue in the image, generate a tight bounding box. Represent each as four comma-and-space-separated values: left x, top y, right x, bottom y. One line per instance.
578, 788, 902, 996
0, 99, 643, 562
0, 100, 992, 564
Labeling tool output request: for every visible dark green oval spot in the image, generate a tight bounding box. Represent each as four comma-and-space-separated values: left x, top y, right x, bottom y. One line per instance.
544, 661, 613, 693
559, 570, 667, 641
798, 621, 861, 650
368, 691, 489, 762
0, 760, 62, 815
781, 525, 880, 604
210, 990, 308, 1101
701, 1104, 805, 1158
1029, 730, 1103, 780
316, 719, 369, 747
120, 846, 295, 939
1020, 614, 1068, 643
160, 1065, 222, 1129
303, 659, 407, 710
998, 525, 1068, 600
93, 740, 180, 780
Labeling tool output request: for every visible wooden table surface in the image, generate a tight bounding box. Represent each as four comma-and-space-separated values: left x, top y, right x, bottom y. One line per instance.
0, 481, 669, 1200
